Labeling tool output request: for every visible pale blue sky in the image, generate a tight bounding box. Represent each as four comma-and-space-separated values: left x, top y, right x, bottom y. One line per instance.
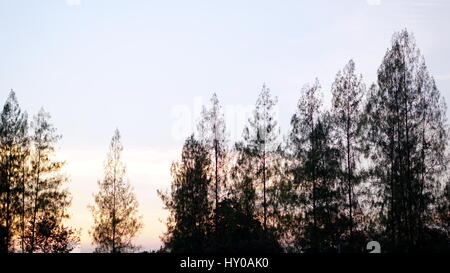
1, 0, 449, 252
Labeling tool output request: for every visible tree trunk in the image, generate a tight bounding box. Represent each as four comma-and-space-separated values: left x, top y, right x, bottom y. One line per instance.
214, 138, 219, 227
346, 108, 354, 241
263, 148, 267, 231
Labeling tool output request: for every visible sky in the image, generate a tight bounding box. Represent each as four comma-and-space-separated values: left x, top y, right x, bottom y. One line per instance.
1, 0, 449, 252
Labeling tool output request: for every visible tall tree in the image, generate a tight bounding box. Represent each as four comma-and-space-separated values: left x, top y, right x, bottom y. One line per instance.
90, 129, 142, 253
24, 108, 78, 253
197, 93, 228, 224
289, 79, 321, 239
289, 80, 345, 252
283, 80, 320, 252
0, 90, 28, 252
330, 60, 365, 244
232, 85, 280, 230
158, 135, 211, 252
304, 114, 343, 252
364, 29, 449, 252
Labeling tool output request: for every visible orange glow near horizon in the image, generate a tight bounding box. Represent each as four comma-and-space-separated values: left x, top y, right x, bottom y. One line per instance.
60, 148, 177, 252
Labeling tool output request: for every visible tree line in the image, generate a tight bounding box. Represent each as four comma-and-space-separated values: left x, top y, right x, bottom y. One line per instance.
0, 93, 143, 253
0, 93, 78, 252
159, 29, 449, 253
0, 29, 448, 253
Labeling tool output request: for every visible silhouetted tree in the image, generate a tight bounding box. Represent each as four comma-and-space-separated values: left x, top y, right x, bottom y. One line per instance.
231, 85, 281, 231
0, 90, 28, 252
287, 80, 321, 252
330, 60, 366, 248
0, 91, 78, 253
289, 81, 346, 252
158, 135, 211, 252
197, 93, 228, 225
90, 129, 142, 253
364, 29, 449, 252
24, 108, 78, 253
